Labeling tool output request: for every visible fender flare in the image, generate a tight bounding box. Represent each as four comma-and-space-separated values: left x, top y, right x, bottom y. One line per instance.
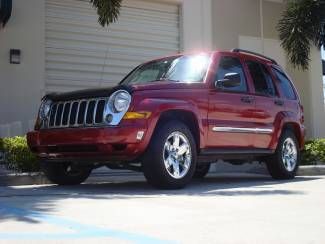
270, 112, 304, 150
133, 97, 206, 149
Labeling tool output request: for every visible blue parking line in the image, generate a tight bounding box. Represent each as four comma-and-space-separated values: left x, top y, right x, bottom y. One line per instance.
0, 203, 174, 243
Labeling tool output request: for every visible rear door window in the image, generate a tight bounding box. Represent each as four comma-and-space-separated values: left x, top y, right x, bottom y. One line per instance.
246, 61, 276, 97
272, 68, 297, 100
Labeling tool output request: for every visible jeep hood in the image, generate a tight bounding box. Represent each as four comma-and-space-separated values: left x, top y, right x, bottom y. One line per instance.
45, 85, 132, 101
45, 81, 205, 101
130, 81, 206, 92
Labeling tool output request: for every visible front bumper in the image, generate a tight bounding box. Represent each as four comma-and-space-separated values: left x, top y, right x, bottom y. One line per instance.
27, 122, 148, 162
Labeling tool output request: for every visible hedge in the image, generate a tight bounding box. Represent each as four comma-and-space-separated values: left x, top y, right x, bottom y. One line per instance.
0, 136, 39, 172
301, 139, 325, 165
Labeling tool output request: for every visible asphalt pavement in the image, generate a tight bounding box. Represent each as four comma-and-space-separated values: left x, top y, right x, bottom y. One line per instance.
0, 173, 324, 244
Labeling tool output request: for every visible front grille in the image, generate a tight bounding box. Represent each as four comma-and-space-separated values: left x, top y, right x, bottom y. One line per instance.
46, 98, 107, 129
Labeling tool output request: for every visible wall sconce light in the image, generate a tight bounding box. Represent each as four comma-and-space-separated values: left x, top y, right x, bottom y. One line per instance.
10, 49, 21, 64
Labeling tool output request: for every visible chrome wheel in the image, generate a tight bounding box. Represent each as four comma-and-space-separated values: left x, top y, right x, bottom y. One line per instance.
282, 138, 297, 172
163, 131, 192, 179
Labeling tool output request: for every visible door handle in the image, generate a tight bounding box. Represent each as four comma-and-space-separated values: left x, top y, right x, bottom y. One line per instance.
274, 100, 284, 106
241, 96, 254, 104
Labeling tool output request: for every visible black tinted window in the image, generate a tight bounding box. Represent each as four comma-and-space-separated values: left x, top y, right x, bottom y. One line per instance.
216, 56, 247, 92
272, 68, 296, 100
247, 61, 276, 97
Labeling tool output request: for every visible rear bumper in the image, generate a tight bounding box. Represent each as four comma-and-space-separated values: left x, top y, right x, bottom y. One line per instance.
27, 122, 149, 162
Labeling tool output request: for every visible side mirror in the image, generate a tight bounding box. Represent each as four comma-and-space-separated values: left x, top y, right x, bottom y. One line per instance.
215, 73, 241, 89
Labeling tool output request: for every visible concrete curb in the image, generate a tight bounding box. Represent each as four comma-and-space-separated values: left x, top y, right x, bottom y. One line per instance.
297, 165, 325, 176
0, 170, 140, 186
0, 172, 51, 186
0, 165, 324, 187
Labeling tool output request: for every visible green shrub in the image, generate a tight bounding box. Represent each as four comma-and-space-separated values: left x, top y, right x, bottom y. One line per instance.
1, 136, 39, 172
301, 139, 325, 165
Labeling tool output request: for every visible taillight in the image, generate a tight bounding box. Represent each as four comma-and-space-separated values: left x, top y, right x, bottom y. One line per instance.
300, 104, 304, 124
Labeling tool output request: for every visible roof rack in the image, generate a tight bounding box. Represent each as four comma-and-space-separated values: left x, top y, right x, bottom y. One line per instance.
231, 48, 277, 64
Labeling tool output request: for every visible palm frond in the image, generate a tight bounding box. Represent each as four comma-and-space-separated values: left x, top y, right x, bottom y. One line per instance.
278, 0, 325, 70
90, 0, 122, 27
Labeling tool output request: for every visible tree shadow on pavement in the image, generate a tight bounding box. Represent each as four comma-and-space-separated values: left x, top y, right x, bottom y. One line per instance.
0, 173, 320, 224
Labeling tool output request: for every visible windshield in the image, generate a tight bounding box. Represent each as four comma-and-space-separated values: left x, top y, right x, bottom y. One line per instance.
121, 54, 211, 85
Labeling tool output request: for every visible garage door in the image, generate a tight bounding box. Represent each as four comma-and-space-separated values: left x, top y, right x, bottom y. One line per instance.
45, 0, 180, 93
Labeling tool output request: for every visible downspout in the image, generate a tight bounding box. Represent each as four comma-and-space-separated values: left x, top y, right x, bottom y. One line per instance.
259, 0, 264, 54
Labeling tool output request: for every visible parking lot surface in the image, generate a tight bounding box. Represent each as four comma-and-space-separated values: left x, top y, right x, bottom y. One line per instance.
0, 173, 324, 244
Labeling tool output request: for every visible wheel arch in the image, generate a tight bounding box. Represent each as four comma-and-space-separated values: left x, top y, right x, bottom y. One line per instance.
152, 109, 202, 151
281, 122, 304, 149
271, 111, 305, 150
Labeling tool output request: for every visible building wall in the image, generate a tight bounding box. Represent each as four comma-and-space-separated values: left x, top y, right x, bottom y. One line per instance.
181, 0, 212, 52
211, 0, 325, 139
0, 0, 324, 139
0, 0, 45, 137
212, 0, 261, 50
0, 0, 208, 138
308, 47, 325, 138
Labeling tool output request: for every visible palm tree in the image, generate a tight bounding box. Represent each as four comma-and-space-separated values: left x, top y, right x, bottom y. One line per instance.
90, 0, 122, 27
278, 0, 325, 70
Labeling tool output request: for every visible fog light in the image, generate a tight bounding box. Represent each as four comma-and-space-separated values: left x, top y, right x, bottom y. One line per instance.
136, 131, 145, 141
105, 114, 113, 123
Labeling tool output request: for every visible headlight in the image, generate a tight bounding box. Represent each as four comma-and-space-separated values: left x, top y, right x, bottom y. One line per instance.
111, 90, 131, 113
103, 90, 132, 125
39, 99, 52, 119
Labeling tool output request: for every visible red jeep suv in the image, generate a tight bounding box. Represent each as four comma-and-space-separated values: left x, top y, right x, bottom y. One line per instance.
27, 49, 305, 189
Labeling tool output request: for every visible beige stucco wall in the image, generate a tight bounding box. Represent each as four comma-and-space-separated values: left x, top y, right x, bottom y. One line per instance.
0, 0, 324, 139
307, 47, 325, 137
181, 0, 213, 52
211, 0, 325, 139
212, 0, 261, 50
0, 0, 45, 137
262, 1, 284, 39
0, 0, 212, 137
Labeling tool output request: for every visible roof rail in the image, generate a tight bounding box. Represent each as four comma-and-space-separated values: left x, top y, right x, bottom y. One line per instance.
231, 48, 277, 64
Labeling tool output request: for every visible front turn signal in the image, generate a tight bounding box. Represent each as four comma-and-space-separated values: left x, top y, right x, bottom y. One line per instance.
123, 112, 151, 120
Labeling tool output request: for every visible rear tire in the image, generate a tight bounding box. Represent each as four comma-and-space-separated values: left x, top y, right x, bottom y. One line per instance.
266, 130, 300, 180
193, 163, 211, 179
41, 162, 92, 185
142, 120, 197, 189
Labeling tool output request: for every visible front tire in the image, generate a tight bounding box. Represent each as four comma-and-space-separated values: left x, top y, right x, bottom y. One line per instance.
266, 130, 300, 180
41, 162, 92, 185
193, 163, 211, 179
142, 120, 197, 189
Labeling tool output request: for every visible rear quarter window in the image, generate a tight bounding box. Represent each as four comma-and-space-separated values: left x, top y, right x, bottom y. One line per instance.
272, 68, 297, 100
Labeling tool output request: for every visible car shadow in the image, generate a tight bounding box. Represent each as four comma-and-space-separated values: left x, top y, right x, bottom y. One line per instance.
0, 173, 320, 224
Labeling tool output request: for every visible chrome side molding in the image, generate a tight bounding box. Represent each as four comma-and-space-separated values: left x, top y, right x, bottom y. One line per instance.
212, 127, 273, 134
